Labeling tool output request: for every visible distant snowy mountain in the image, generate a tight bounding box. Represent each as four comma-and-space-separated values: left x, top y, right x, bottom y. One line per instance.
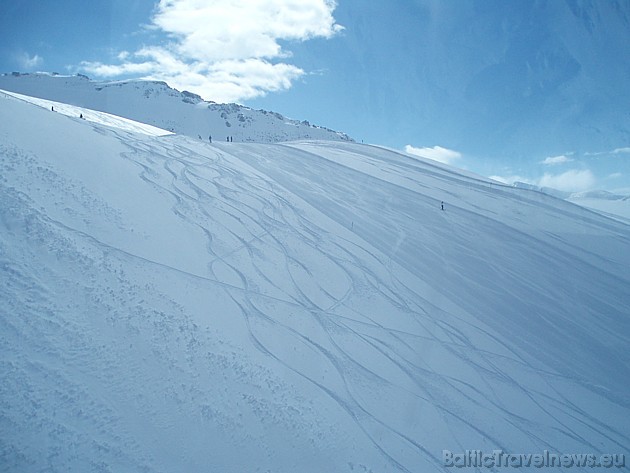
510, 181, 630, 223
1, 91, 629, 472
0, 72, 353, 143
511, 181, 571, 199
567, 190, 630, 224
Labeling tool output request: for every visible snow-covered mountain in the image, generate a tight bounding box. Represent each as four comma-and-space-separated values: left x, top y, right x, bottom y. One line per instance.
510, 181, 630, 223
0, 72, 353, 143
1, 90, 629, 472
510, 181, 571, 199
567, 190, 630, 224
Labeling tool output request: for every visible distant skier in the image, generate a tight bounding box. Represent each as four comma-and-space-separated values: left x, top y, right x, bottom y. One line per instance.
227, 136, 229, 142
208, 135, 212, 143
51, 106, 54, 112
80, 113, 83, 119
441, 201, 444, 211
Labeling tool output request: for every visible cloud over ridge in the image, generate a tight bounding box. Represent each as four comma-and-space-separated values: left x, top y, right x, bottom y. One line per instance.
80, 0, 343, 102
18, 52, 43, 70
405, 145, 462, 165
538, 169, 596, 193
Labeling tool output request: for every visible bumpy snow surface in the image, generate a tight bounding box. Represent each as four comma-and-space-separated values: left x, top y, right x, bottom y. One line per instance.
1, 91, 629, 473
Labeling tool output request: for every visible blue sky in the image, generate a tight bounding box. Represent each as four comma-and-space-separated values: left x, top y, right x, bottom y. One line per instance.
2, 0, 629, 193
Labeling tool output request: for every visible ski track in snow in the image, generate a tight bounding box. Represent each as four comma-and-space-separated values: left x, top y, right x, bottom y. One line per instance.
1, 93, 629, 472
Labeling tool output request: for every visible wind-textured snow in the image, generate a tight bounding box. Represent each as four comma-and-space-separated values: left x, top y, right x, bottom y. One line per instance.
1, 90, 629, 473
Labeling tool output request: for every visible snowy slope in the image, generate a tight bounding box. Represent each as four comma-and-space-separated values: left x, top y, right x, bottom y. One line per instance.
0, 72, 353, 144
1, 92, 629, 473
1, 89, 172, 137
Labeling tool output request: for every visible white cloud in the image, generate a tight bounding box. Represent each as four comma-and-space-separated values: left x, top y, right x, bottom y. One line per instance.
488, 169, 597, 193
404, 145, 462, 165
541, 155, 572, 165
17, 52, 43, 70
585, 147, 630, 157
488, 175, 531, 185
538, 169, 596, 192
80, 0, 343, 102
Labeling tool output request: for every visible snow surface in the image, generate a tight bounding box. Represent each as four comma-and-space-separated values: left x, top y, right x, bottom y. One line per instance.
1, 91, 629, 472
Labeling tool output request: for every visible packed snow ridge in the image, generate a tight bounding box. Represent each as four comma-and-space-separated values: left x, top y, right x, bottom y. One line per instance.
1, 87, 629, 473
0, 72, 353, 143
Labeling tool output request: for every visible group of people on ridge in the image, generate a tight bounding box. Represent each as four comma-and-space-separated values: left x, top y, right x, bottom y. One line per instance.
207, 135, 234, 143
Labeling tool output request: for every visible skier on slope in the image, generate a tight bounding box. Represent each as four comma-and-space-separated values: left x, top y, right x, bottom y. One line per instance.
441, 201, 444, 211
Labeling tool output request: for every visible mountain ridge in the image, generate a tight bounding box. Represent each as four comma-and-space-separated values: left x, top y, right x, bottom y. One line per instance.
0, 72, 353, 143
